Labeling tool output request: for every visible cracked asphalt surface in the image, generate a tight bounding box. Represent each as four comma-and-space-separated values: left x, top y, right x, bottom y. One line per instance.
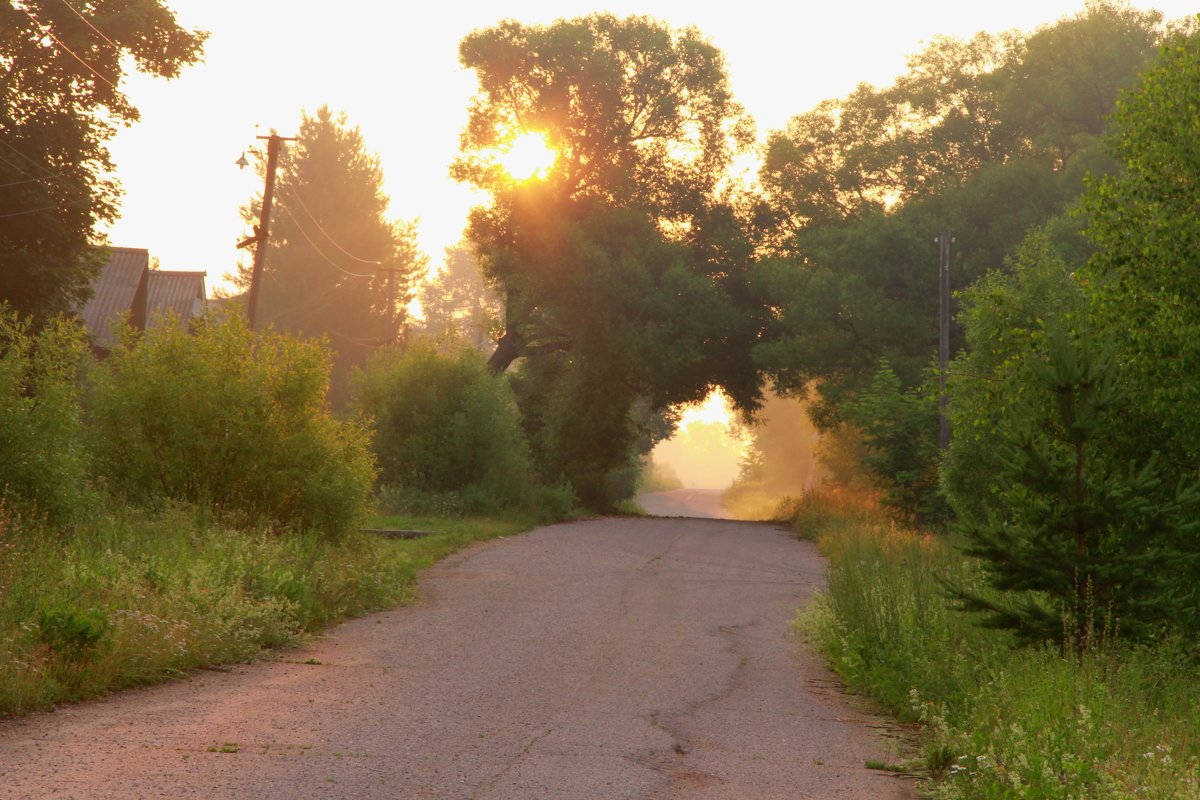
0, 516, 914, 799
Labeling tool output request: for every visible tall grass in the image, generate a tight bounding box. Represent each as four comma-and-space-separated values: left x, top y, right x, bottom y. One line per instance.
0, 500, 531, 717
793, 492, 1200, 799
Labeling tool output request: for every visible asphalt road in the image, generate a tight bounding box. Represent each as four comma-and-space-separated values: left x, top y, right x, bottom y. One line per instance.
0, 518, 913, 799
636, 490, 729, 519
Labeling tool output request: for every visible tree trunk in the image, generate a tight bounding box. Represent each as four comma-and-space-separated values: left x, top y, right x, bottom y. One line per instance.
487, 324, 524, 373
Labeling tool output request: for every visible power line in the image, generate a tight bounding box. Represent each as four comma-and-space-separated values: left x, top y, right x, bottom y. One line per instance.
0, 143, 93, 217
58, 0, 118, 50
0, 136, 95, 219
283, 185, 382, 265
266, 285, 341, 328
17, 5, 118, 91
0, 199, 89, 219
279, 203, 377, 279
0, 168, 74, 189
0, 137, 54, 177
323, 327, 389, 348
0, 133, 92, 197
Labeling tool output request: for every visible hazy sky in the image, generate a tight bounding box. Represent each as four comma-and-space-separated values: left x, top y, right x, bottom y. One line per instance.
103, 1, 1196, 290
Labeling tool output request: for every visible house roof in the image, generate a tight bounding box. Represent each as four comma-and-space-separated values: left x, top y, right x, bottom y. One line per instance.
147, 270, 207, 327
78, 247, 148, 349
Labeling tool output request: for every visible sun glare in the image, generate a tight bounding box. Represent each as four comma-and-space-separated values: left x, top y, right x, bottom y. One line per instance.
497, 132, 556, 181
677, 388, 736, 433
652, 388, 750, 490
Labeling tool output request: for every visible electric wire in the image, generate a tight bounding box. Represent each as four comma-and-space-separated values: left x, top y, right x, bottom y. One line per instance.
277, 202, 377, 279
0, 171, 71, 189
2, 5, 118, 218
58, 0, 118, 50
0, 132, 91, 196
252, 283, 391, 349
264, 284, 341, 328
0, 148, 35, 177
282, 184, 382, 265
0, 200, 90, 219
0, 137, 98, 220
17, 5, 119, 91
246, 207, 395, 346
323, 327, 388, 348
0, 143, 92, 217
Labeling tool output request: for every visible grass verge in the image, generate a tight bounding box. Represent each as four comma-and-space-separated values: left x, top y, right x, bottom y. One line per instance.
790, 491, 1200, 799
0, 502, 537, 717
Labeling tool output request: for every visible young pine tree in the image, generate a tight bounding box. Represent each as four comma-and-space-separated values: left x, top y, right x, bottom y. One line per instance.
951, 327, 1200, 646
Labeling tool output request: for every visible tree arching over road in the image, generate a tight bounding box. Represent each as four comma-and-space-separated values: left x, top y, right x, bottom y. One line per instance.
453, 14, 766, 507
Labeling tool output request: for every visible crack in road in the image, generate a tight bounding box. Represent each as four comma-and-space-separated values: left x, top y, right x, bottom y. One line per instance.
468, 728, 555, 799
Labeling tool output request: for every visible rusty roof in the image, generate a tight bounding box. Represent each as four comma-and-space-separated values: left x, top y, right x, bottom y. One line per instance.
147, 270, 207, 327
78, 247, 148, 349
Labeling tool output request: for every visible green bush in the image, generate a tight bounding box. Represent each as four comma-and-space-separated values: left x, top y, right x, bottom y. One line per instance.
846, 360, 946, 525
0, 307, 89, 523
85, 314, 374, 534
351, 339, 537, 511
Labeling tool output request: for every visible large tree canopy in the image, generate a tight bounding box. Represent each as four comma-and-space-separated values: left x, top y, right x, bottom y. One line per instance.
453, 14, 761, 402
453, 13, 753, 224
0, 0, 206, 318
453, 14, 763, 507
753, 1, 1165, 425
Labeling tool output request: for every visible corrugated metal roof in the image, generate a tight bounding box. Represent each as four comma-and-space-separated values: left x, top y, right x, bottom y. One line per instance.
78, 247, 148, 349
147, 270, 207, 327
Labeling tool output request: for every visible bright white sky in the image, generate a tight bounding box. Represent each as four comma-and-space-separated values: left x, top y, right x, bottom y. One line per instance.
103, 0, 1196, 291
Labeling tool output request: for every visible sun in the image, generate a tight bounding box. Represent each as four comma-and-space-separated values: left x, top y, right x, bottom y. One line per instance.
677, 388, 737, 434
497, 132, 556, 181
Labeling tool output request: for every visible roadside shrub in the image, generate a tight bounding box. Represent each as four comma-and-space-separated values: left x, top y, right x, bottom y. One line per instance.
351, 338, 536, 511
85, 314, 374, 534
798, 509, 1200, 799
377, 485, 468, 518
0, 307, 89, 524
845, 360, 946, 526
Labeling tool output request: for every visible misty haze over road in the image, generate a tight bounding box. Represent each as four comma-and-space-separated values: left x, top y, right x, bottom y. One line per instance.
638, 489, 731, 519
0, 519, 911, 799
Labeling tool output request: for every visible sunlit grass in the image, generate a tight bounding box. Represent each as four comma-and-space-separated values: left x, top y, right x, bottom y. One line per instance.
792, 491, 1200, 798
0, 502, 536, 717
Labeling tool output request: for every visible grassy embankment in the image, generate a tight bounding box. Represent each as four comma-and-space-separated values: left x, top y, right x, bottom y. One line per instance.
790, 491, 1200, 799
0, 502, 538, 717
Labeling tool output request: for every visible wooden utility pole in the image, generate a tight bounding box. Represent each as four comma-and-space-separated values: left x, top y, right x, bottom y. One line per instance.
938, 229, 952, 451
239, 132, 296, 330
378, 265, 400, 344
